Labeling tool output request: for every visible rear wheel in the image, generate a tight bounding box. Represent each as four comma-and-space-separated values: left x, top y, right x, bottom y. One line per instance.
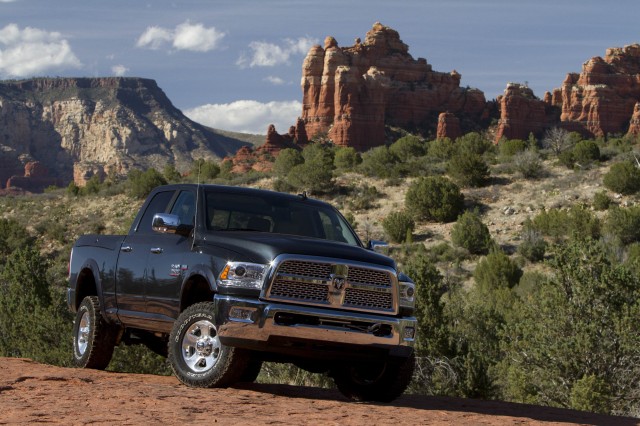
72, 296, 117, 369
331, 351, 415, 402
168, 302, 248, 387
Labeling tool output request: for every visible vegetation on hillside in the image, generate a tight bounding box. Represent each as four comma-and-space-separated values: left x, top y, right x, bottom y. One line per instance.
2, 129, 640, 417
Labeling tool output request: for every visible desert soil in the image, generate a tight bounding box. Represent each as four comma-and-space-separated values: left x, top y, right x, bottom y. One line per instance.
0, 358, 636, 425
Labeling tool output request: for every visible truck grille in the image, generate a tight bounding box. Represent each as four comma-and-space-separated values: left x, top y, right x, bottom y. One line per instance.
265, 258, 397, 314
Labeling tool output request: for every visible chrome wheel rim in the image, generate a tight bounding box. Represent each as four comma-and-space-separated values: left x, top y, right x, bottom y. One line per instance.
76, 311, 91, 355
181, 319, 221, 373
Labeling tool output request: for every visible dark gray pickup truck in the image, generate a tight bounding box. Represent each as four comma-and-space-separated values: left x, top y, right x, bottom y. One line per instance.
67, 184, 416, 401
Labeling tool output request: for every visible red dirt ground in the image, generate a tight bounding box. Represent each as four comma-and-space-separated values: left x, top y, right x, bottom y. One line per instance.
0, 358, 637, 425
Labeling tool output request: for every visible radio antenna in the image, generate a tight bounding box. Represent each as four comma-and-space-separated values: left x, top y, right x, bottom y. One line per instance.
191, 161, 201, 252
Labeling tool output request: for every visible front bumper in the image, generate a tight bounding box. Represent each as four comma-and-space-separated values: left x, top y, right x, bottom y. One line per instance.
215, 295, 416, 358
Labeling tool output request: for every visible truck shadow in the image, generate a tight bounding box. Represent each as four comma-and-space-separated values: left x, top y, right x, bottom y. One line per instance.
236, 383, 638, 426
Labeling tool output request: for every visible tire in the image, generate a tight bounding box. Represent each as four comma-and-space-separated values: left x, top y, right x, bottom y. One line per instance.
168, 302, 248, 388
72, 296, 117, 370
331, 351, 415, 402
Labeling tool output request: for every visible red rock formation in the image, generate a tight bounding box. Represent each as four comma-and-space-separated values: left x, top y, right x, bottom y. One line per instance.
5, 161, 62, 192
73, 163, 106, 187
226, 124, 302, 173
495, 83, 547, 142
628, 102, 640, 137
553, 44, 640, 137
299, 22, 487, 149
436, 112, 462, 140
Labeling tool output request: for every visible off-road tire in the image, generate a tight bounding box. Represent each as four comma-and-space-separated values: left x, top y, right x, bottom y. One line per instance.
331, 351, 415, 402
168, 302, 248, 388
72, 296, 117, 369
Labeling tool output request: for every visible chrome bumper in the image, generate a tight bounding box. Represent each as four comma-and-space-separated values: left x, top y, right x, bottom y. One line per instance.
215, 295, 416, 355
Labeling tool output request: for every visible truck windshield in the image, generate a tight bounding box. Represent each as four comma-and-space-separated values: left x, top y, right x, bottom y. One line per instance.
205, 191, 360, 246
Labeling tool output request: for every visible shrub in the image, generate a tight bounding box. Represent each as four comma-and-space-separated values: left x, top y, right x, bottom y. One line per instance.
389, 135, 426, 162
603, 161, 640, 195
572, 140, 600, 167
499, 139, 527, 159
382, 211, 415, 243
451, 211, 493, 255
517, 222, 547, 262
427, 137, 455, 161
447, 151, 490, 188
456, 132, 492, 156
82, 175, 102, 195
592, 190, 612, 211
127, 168, 167, 199
531, 206, 600, 241
0, 218, 34, 260
333, 147, 361, 171
405, 176, 465, 223
163, 164, 182, 183
286, 144, 334, 194
347, 183, 379, 211
191, 159, 220, 181
359, 146, 399, 178
558, 150, 575, 169
512, 149, 544, 179
473, 250, 523, 292
604, 205, 640, 245
273, 148, 304, 178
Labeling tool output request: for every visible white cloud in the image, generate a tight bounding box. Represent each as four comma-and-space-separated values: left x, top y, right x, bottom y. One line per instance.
184, 100, 301, 135
264, 75, 285, 85
111, 64, 129, 77
136, 21, 225, 52
0, 23, 82, 77
237, 36, 317, 68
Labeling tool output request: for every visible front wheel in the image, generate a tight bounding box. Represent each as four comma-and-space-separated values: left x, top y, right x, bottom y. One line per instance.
168, 302, 248, 388
72, 296, 117, 369
331, 351, 415, 402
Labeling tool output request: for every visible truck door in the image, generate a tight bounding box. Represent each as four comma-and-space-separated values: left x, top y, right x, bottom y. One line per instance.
115, 189, 174, 319
144, 189, 195, 322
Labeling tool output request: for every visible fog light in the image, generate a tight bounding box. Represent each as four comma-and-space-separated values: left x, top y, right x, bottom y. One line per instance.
403, 327, 415, 341
229, 306, 257, 323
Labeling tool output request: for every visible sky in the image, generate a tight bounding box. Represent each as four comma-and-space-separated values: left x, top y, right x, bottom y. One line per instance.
1, 0, 639, 135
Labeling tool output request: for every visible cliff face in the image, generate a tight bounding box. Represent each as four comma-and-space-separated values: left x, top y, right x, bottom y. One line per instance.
547, 44, 640, 137
0, 78, 248, 188
300, 22, 488, 148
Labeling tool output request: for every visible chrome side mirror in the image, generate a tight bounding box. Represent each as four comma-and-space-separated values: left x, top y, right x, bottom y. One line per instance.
367, 240, 389, 253
152, 213, 181, 234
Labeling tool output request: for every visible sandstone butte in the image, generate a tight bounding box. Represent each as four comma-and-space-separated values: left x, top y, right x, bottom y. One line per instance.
231, 23, 640, 171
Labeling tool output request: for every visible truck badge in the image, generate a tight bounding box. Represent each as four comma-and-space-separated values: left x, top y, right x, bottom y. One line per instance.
330, 274, 346, 290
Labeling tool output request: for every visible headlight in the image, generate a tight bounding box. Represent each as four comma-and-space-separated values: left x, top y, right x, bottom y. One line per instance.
399, 281, 416, 308
218, 262, 268, 290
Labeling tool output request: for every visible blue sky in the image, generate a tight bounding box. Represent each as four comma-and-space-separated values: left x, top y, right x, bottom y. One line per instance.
1, 0, 638, 134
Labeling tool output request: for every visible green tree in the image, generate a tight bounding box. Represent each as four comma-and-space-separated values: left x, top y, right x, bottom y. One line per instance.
603, 161, 640, 195
273, 148, 304, 178
191, 159, 220, 181
286, 144, 334, 193
163, 164, 182, 183
451, 211, 493, 255
0, 248, 72, 365
382, 211, 415, 243
333, 146, 361, 171
127, 168, 168, 199
446, 151, 490, 187
0, 219, 34, 261
497, 239, 640, 414
359, 146, 399, 178
572, 140, 600, 167
389, 135, 426, 162
405, 176, 464, 223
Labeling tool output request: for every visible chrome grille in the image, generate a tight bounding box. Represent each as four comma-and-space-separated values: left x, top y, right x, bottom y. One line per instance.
348, 267, 392, 287
277, 260, 331, 278
344, 288, 393, 310
270, 279, 328, 302
266, 258, 397, 314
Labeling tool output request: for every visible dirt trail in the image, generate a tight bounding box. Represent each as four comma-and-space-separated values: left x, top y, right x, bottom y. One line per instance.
0, 358, 636, 425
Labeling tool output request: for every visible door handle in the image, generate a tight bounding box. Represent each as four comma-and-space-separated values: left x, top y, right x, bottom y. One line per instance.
150, 247, 164, 254
121, 246, 132, 252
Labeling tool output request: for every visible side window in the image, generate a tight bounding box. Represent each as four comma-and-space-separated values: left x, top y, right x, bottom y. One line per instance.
136, 191, 174, 234
170, 191, 196, 226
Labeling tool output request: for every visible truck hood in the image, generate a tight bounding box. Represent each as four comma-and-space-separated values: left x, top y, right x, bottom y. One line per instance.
201, 231, 395, 269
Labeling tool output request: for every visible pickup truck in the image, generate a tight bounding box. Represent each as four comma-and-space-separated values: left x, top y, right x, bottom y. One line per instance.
67, 184, 416, 402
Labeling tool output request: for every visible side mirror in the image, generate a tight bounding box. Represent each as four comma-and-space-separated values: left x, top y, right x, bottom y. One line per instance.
152, 213, 181, 234
367, 240, 389, 253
